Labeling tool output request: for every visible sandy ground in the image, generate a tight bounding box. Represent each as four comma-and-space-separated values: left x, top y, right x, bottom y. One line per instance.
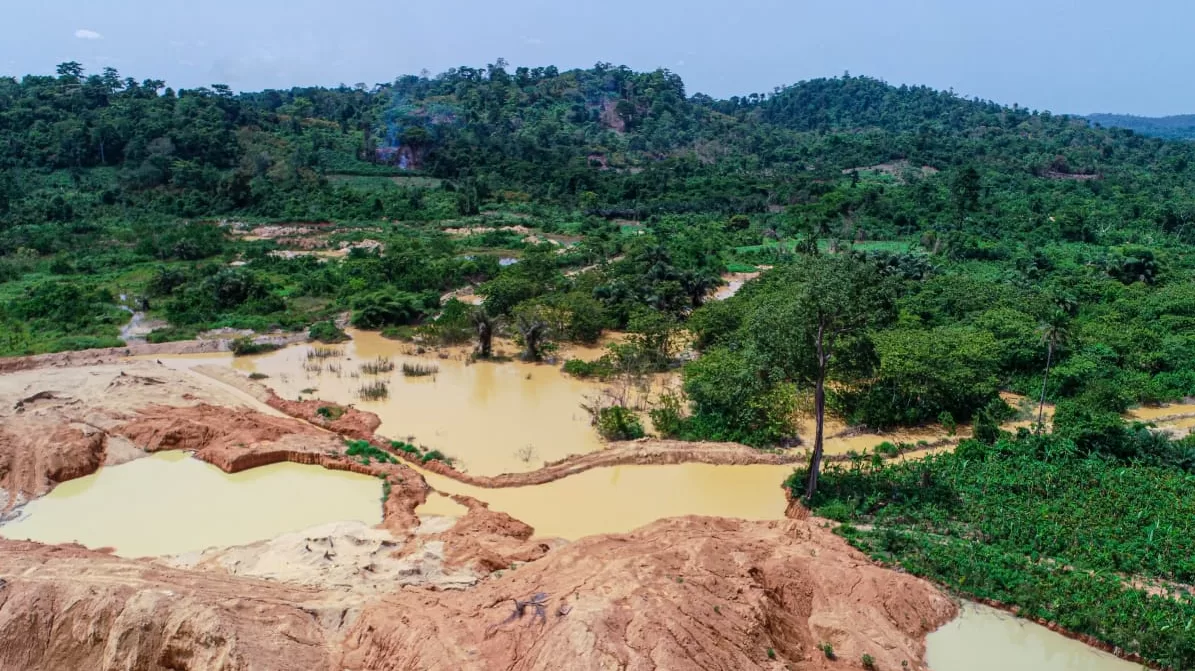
0, 355, 967, 670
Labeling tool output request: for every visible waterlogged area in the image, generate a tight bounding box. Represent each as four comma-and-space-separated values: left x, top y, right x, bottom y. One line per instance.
418, 463, 793, 539
927, 603, 1142, 671
0, 452, 382, 557
175, 330, 610, 476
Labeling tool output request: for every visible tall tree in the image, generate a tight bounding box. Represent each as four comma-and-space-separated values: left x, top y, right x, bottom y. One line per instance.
1037, 310, 1071, 430
748, 256, 894, 500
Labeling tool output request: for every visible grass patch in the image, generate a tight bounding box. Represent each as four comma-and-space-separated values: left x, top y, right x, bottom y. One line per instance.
360, 356, 395, 375
402, 361, 439, 377
357, 380, 389, 400
145, 326, 198, 344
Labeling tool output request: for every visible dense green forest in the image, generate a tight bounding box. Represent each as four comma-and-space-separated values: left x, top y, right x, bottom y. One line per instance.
5, 61, 1195, 667
1089, 112, 1195, 140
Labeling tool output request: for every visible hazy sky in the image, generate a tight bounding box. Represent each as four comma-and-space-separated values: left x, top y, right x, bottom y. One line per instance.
2, 0, 1191, 116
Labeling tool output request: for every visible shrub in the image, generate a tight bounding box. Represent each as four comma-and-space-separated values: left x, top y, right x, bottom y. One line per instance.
390, 440, 422, 455
248, 372, 269, 380
308, 320, 349, 343
596, 406, 645, 441
649, 393, 686, 438
230, 336, 280, 357
316, 405, 346, 420
421, 449, 451, 464
344, 439, 396, 464
862, 653, 876, 670
818, 643, 835, 660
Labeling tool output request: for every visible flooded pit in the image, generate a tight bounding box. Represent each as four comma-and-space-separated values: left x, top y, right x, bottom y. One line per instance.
0, 452, 382, 557
161, 330, 617, 476
927, 603, 1143, 671
418, 462, 794, 540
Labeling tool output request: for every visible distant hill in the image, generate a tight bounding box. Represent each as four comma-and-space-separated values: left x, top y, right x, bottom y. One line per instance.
1087, 113, 1195, 140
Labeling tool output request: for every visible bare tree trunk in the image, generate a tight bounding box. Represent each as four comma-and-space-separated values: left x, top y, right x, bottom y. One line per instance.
805, 324, 827, 502
476, 322, 492, 358
1037, 340, 1054, 430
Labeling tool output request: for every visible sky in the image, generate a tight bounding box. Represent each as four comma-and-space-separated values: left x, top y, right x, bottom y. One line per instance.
2, 0, 1192, 116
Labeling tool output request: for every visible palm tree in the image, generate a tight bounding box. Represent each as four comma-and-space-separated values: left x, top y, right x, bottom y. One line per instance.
470, 308, 499, 359
1037, 311, 1071, 430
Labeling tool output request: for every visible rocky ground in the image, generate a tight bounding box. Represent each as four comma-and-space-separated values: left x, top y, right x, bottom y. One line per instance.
0, 357, 959, 670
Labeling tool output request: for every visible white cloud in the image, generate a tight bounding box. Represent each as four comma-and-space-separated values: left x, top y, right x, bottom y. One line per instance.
523, 36, 543, 45
74, 29, 102, 40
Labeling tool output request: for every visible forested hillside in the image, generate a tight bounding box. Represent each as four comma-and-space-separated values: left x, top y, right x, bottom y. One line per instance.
6, 60, 1195, 430
1089, 112, 1195, 140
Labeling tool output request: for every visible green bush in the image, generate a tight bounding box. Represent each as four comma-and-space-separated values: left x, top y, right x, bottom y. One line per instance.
649, 393, 686, 438
421, 449, 451, 464
344, 439, 396, 464
316, 405, 346, 420
230, 336, 281, 357
596, 406, 645, 441
308, 320, 349, 343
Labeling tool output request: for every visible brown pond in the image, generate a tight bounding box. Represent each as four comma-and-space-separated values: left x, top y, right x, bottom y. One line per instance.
926, 602, 1143, 671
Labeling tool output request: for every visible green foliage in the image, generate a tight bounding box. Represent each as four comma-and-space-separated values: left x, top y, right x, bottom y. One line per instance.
229, 336, 281, 356
839, 327, 1001, 428
683, 348, 799, 446
800, 425, 1195, 670
818, 643, 835, 660
350, 291, 437, 329
561, 358, 613, 379
308, 320, 349, 343
344, 439, 397, 464
595, 406, 645, 441
648, 393, 686, 438
316, 405, 346, 421
145, 326, 198, 343
421, 449, 451, 464
861, 653, 876, 670
390, 440, 422, 456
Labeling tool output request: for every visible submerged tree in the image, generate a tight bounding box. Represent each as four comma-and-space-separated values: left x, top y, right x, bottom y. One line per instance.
470, 307, 499, 359
513, 303, 560, 362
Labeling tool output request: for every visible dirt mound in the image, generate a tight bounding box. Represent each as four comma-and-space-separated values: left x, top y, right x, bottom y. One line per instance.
337, 516, 955, 670
266, 397, 381, 441
0, 420, 106, 510
0, 517, 953, 671
0, 540, 335, 671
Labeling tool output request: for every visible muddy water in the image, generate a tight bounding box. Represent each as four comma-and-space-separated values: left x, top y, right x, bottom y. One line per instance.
169, 330, 612, 476
927, 603, 1142, 671
0, 452, 382, 557
418, 463, 794, 540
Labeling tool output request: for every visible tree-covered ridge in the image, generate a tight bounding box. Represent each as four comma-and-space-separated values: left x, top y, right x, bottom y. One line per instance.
6, 61, 1195, 431
1088, 113, 1195, 140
